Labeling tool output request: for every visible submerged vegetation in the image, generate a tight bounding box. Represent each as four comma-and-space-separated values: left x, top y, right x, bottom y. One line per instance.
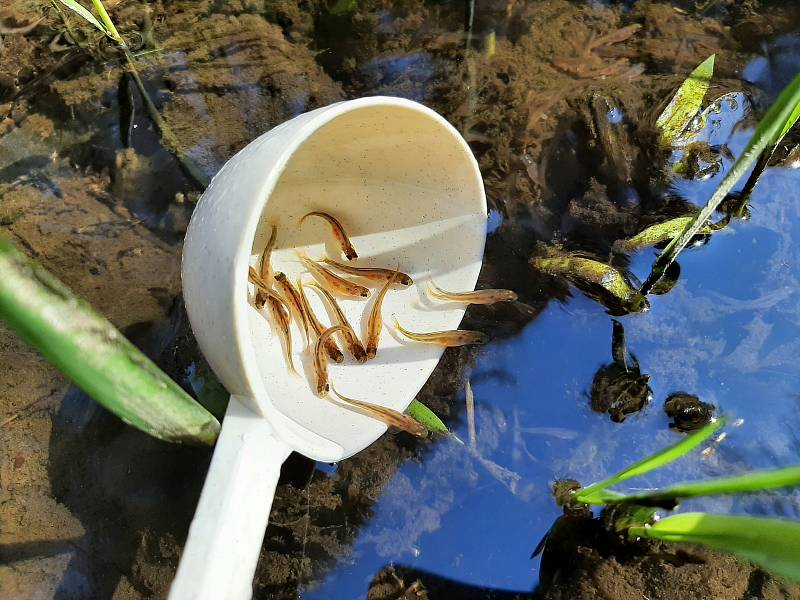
543, 419, 800, 580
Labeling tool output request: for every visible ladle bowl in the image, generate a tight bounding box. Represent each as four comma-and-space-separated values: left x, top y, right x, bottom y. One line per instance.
172, 96, 487, 599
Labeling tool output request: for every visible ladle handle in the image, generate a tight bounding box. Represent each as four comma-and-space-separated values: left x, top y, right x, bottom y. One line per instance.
169, 396, 291, 600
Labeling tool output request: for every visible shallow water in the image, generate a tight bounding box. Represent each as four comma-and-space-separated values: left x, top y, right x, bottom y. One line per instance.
3, 1, 800, 598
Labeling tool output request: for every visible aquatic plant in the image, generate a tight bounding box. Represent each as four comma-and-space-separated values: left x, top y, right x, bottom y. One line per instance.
0, 234, 220, 445
641, 72, 800, 293
656, 54, 715, 147
54, 0, 209, 189
559, 418, 800, 580
406, 399, 452, 437
530, 248, 648, 316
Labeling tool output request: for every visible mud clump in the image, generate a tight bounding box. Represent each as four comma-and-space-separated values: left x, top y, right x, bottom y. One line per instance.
536, 512, 799, 600
158, 10, 343, 175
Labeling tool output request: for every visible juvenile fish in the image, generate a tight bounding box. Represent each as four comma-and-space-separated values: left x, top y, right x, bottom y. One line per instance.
306, 282, 368, 363
330, 383, 427, 437
314, 326, 347, 396
427, 281, 517, 305
267, 294, 297, 376
297, 278, 344, 363
394, 319, 488, 347
274, 272, 310, 345
256, 224, 278, 305
296, 251, 370, 299
365, 270, 400, 359
321, 257, 413, 286
248, 267, 284, 309
301, 211, 358, 260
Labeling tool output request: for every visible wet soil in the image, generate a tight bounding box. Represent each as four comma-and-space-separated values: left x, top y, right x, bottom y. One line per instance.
3, 0, 800, 598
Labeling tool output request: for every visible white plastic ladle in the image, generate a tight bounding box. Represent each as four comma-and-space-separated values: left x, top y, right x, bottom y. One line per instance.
172, 97, 487, 599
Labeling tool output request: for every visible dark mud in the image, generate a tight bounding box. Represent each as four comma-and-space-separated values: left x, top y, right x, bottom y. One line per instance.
2, 0, 800, 598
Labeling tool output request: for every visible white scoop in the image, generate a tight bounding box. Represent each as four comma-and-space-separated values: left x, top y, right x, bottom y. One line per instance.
172, 97, 487, 599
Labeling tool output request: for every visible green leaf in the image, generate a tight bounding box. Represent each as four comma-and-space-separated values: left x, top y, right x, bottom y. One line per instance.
530, 251, 649, 316
629, 513, 800, 581
575, 418, 725, 504
613, 216, 714, 253
57, 0, 109, 35
406, 399, 450, 436
642, 72, 800, 294
597, 465, 800, 505
656, 54, 715, 147
329, 0, 358, 16
0, 235, 220, 445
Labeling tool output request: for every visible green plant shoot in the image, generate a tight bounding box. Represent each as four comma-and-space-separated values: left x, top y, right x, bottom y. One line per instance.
641, 73, 800, 294
0, 235, 220, 445
656, 54, 715, 147
575, 418, 725, 504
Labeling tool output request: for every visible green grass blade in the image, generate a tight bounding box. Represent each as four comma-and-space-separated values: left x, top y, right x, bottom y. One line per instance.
642, 73, 800, 294
0, 235, 220, 445
57, 0, 109, 35
575, 418, 725, 504
656, 54, 715, 146
89, 0, 122, 44
407, 399, 451, 436
598, 465, 800, 505
629, 513, 800, 581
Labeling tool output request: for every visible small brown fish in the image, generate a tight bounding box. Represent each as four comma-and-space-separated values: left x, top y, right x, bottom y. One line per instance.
296, 251, 370, 299
314, 325, 347, 396
256, 225, 278, 306
301, 211, 358, 260
330, 383, 426, 437
427, 280, 518, 305
274, 272, 310, 345
365, 270, 400, 359
248, 267, 284, 309
321, 257, 413, 286
305, 281, 367, 363
259, 224, 278, 283
267, 294, 297, 376
297, 278, 344, 364
394, 319, 488, 347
